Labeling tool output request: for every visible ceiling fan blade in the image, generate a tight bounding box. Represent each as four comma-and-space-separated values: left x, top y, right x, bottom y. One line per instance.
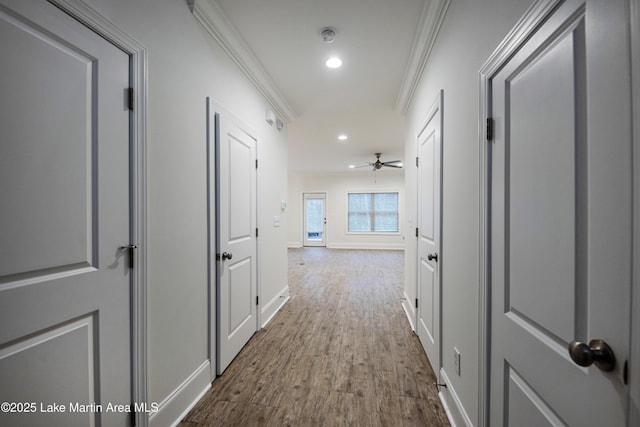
353, 163, 373, 168
383, 164, 402, 168
383, 160, 402, 164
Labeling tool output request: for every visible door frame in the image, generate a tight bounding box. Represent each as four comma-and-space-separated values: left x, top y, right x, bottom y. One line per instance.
206, 98, 260, 377
479, 0, 638, 425
47, 1, 149, 424
415, 90, 443, 378
302, 192, 327, 247
630, 0, 640, 424
478, 4, 560, 424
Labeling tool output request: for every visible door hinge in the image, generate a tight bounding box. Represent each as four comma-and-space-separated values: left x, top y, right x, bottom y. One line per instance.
120, 244, 138, 268
415, 298, 419, 308
256, 295, 259, 306
256, 227, 259, 238
416, 156, 419, 167
415, 227, 419, 237
486, 117, 494, 141
255, 159, 258, 169
128, 87, 135, 111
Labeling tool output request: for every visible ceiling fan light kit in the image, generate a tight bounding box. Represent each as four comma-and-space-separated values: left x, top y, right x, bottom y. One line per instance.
354, 153, 403, 171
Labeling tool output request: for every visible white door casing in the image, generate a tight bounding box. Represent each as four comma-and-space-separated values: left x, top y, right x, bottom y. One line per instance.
214, 108, 258, 375
0, 0, 132, 425
416, 91, 443, 376
303, 193, 326, 247
485, 0, 632, 425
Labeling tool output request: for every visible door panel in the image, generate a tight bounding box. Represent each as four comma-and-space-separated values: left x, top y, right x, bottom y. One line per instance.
489, 1, 631, 424
216, 111, 258, 375
303, 193, 326, 247
416, 91, 442, 374
419, 259, 435, 338
0, 0, 131, 425
508, 21, 578, 343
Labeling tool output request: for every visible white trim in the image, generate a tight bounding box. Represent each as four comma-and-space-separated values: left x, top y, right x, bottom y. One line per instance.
288, 241, 303, 248
46, 1, 149, 426
415, 89, 444, 380
477, 1, 562, 425
439, 368, 473, 427
207, 98, 260, 375
394, 0, 451, 115
149, 361, 211, 427
327, 242, 405, 251
630, 0, 640, 424
205, 98, 217, 381
261, 288, 290, 328
439, 390, 458, 427
401, 291, 416, 331
189, 0, 296, 123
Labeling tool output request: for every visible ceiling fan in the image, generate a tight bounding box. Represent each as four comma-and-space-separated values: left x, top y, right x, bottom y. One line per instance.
355, 153, 403, 171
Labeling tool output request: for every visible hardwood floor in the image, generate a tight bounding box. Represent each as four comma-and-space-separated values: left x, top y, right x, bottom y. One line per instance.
180, 248, 450, 426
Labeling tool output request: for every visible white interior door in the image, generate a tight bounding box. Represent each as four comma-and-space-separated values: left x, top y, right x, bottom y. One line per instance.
215, 111, 258, 375
303, 193, 326, 247
416, 91, 443, 376
489, 0, 632, 424
0, 1, 132, 426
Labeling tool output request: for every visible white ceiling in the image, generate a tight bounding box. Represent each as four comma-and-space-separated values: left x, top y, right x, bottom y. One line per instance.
210, 0, 430, 173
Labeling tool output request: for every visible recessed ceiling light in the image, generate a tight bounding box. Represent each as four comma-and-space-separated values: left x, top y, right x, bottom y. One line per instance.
338, 134, 348, 140
348, 165, 355, 169
326, 57, 342, 68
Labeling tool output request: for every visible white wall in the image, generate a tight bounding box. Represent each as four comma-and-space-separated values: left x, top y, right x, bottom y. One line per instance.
402, 0, 532, 424
288, 170, 405, 250
76, 0, 289, 424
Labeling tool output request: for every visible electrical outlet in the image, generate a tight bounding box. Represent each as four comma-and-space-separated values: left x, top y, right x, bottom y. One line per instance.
454, 347, 461, 376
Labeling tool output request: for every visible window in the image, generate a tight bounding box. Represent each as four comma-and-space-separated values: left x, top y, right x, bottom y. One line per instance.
348, 192, 399, 232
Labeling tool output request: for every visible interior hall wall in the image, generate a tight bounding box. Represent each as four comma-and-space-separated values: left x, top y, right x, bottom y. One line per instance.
402, 0, 534, 424
79, 0, 289, 424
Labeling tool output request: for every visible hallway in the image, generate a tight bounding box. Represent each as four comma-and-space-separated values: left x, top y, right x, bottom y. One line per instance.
180, 248, 449, 426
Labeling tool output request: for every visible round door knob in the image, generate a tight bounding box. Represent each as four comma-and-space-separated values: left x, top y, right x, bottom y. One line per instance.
221, 252, 233, 260
427, 253, 438, 262
568, 339, 616, 372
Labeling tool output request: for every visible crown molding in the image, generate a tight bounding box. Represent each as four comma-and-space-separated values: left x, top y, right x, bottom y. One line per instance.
188, 0, 297, 123
394, 0, 451, 116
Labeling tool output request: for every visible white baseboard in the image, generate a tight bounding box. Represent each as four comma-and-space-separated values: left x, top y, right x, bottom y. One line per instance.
327, 242, 405, 250
288, 243, 405, 251
261, 286, 290, 328
401, 291, 416, 331
439, 368, 473, 427
149, 360, 211, 427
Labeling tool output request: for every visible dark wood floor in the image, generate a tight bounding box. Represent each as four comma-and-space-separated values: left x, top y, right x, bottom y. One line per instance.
180, 248, 450, 426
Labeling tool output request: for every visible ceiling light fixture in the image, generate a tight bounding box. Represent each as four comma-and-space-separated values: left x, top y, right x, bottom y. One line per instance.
326, 57, 342, 68
348, 165, 356, 169
338, 134, 348, 140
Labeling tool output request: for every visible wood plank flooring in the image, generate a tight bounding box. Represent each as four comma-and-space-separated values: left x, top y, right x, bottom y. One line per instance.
180, 248, 450, 426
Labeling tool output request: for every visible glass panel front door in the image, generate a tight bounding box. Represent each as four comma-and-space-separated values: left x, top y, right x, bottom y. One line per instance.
303, 193, 326, 247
